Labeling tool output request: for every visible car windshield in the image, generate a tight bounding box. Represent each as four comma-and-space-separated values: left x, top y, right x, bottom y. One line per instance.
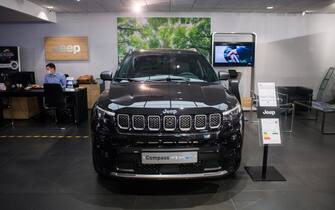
115, 53, 219, 82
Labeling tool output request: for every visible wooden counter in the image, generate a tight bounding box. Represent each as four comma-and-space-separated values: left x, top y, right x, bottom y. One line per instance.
79, 84, 101, 109
3, 97, 40, 119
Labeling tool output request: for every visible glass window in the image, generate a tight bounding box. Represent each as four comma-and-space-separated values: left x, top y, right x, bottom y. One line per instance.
115, 53, 218, 82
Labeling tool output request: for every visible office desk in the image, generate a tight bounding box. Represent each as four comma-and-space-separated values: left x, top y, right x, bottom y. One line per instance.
0, 87, 88, 124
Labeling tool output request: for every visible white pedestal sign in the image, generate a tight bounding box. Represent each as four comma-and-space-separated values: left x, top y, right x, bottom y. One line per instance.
244, 82, 286, 182
257, 82, 281, 145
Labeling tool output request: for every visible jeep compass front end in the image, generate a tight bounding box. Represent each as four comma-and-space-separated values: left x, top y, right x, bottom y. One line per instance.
91, 49, 243, 179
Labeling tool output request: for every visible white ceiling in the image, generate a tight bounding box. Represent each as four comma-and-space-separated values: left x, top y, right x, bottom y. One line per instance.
28, 0, 335, 13
0, 6, 50, 23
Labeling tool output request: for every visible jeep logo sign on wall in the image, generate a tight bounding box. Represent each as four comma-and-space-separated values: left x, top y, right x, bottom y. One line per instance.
44, 36, 89, 61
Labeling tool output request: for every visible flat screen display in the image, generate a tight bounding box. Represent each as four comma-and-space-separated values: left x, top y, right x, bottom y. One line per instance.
213, 42, 255, 67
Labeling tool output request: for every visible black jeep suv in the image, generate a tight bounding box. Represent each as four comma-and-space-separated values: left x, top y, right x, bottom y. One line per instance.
91, 49, 243, 179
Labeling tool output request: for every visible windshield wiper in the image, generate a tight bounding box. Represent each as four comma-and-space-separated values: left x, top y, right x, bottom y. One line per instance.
115, 77, 141, 82
167, 77, 190, 82
147, 77, 190, 82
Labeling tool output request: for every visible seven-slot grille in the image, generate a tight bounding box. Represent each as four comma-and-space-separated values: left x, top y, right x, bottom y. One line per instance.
148, 116, 160, 131
195, 115, 206, 130
179, 115, 192, 131
117, 114, 130, 129
163, 116, 176, 131
132, 115, 145, 130
117, 113, 222, 131
209, 113, 221, 129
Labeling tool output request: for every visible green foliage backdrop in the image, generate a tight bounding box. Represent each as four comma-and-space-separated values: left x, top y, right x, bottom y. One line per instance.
117, 17, 211, 62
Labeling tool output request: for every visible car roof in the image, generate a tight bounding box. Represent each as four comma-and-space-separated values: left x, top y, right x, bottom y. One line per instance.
131, 48, 199, 56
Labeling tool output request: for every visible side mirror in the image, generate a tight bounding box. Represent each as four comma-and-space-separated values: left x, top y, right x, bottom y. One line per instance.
218, 71, 230, 80
100, 71, 113, 81
228, 69, 238, 79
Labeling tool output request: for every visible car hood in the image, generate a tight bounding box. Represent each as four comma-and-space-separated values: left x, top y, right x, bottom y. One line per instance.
97, 81, 238, 112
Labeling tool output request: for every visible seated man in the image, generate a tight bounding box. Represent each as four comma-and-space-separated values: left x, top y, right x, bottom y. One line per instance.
44, 63, 66, 88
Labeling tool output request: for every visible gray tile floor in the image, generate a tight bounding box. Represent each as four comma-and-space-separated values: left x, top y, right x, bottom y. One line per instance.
0, 112, 334, 210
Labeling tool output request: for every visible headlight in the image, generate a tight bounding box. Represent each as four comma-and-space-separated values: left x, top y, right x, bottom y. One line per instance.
222, 104, 241, 121
96, 105, 115, 119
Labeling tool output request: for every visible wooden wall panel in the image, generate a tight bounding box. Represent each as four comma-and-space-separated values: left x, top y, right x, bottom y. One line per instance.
44, 36, 89, 61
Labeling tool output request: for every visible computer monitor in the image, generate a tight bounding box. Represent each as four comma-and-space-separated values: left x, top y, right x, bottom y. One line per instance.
0, 69, 16, 83
8, 71, 36, 87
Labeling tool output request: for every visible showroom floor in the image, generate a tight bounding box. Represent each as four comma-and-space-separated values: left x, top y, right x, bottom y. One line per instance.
0, 112, 334, 210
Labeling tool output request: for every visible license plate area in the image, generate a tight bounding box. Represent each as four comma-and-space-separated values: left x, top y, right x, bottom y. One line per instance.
141, 151, 198, 164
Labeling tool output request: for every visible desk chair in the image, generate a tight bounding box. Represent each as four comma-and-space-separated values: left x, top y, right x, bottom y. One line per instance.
43, 83, 72, 124
277, 92, 295, 132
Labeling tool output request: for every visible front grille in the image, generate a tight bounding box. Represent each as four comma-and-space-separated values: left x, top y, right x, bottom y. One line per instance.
117, 114, 130, 129
163, 116, 176, 131
134, 163, 204, 174
117, 113, 221, 132
195, 115, 206, 130
132, 115, 145, 130
179, 115, 191, 131
148, 115, 160, 131
209, 114, 221, 129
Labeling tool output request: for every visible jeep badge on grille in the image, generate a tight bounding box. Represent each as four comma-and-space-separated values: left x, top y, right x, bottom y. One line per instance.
162, 109, 177, 115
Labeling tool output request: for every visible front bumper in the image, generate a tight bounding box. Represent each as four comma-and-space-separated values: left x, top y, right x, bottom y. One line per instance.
92, 131, 242, 179
110, 170, 228, 179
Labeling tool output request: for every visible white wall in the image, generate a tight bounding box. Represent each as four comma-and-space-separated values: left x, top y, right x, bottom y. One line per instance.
1, 12, 335, 97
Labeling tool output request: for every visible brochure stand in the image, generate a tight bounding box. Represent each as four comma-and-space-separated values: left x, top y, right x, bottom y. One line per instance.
245, 145, 286, 181
245, 82, 286, 181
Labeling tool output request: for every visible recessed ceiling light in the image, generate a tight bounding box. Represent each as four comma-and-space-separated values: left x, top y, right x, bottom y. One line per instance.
266, 6, 274, 10
132, 3, 143, 13
76, 0, 81, 2
301, 9, 314, 15
46, 6, 54, 9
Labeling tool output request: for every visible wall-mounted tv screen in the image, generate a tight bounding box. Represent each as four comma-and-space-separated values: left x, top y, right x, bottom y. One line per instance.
213, 42, 255, 67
